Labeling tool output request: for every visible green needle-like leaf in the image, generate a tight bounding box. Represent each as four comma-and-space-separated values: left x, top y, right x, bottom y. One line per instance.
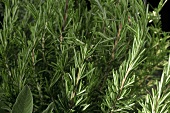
42, 102, 54, 113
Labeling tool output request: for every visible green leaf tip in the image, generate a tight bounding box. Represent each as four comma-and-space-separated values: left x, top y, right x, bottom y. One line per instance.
12, 85, 33, 113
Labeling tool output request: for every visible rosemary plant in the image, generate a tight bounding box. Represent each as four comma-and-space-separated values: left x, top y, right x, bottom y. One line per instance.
0, 0, 169, 113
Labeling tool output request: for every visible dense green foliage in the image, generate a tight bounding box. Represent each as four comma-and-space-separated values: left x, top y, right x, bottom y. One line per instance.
0, 0, 169, 113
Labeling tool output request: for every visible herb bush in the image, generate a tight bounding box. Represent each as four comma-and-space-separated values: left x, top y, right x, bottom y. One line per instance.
0, 0, 169, 112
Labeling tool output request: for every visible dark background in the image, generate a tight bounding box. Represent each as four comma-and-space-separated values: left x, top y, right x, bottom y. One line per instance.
146, 0, 170, 32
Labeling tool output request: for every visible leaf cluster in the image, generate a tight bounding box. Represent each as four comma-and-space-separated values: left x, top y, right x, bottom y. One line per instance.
0, 0, 169, 113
